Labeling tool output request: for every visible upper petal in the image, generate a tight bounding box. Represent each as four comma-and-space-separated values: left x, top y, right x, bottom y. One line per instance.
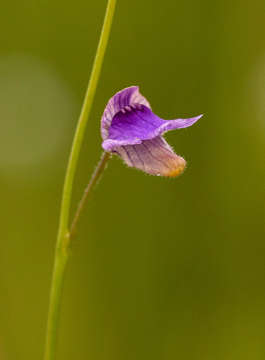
102, 104, 202, 152
101, 86, 151, 140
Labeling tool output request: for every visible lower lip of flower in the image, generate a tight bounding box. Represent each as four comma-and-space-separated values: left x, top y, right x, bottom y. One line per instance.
164, 157, 186, 177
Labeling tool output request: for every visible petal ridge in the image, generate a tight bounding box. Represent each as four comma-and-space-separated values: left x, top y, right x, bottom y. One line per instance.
101, 86, 151, 140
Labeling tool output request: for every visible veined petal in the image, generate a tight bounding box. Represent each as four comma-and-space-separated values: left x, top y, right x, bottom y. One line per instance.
116, 136, 186, 177
101, 86, 151, 140
102, 104, 202, 151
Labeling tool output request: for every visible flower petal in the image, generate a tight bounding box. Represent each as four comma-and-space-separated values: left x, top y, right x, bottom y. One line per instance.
101, 86, 151, 140
116, 136, 186, 177
102, 104, 202, 151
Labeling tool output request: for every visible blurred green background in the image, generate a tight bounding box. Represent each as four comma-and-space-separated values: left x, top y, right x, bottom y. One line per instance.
0, 0, 264, 359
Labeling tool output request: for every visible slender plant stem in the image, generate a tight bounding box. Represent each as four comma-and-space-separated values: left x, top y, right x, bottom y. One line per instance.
69, 151, 110, 237
44, 1, 116, 360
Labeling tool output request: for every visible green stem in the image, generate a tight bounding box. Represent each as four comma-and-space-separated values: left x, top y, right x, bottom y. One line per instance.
44, 1, 117, 360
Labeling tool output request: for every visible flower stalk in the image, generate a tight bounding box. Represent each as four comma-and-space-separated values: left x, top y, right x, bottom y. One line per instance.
69, 151, 110, 237
43, 1, 117, 360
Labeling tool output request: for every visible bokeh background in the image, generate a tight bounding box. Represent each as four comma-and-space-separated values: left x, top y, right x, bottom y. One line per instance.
0, 0, 264, 359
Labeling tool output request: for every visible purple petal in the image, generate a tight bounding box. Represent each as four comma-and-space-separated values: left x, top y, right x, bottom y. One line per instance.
101, 86, 151, 140
102, 104, 202, 151
116, 136, 186, 177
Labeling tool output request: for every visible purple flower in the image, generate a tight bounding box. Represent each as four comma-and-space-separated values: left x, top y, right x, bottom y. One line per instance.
101, 86, 202, 177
